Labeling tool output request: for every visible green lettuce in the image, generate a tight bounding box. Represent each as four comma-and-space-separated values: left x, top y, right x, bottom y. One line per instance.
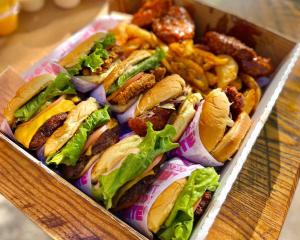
14, 73, 76, 122
92, 123, 178, 209
158, 168, 220, 240
107, 47, 166, 95
67, 33, 116, 75
46, 106, 110, 166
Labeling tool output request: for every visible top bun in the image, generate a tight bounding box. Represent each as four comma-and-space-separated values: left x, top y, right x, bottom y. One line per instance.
3, 74, 55, 125
199, 88, 231, 152
136, 74, 186, 116
59, 32, 107, 68
147, 178, 187, 233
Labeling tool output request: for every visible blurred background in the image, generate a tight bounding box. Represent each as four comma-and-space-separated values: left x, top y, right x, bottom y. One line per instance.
0, 0, 299, 239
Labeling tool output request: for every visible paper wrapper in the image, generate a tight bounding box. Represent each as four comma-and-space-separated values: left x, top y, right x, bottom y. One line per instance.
172, 101, 223, 167
73, 162, 94, 197
120, 158, 203, 238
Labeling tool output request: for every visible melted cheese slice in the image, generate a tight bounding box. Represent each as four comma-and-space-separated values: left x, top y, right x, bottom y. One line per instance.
14, 98, 75, 148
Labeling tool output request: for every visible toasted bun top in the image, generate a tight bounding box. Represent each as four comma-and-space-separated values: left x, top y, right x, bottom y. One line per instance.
136, 74, 186, 116
211, 112, 251, 162
148, 178, 187, 233
3, 74, 55, 125
102, 50, 151, 91
59, 32, 107, 68
199, 88, 231, 152
91, 135, 142, 182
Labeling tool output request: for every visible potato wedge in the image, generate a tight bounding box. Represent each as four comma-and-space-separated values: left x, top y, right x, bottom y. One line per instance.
215, 55, 239, 89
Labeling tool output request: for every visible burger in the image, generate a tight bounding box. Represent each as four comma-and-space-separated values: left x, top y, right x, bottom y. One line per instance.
61, 118, 120, 179
123, 74, 202, 141
199, 87, 251, 162
42, 97, 113, 172
77, 123, 178, 209
120, 158, 220, 240
3, 73, 77, 149
59, 32, 120, 92
91, 47, 167, 113
175, 86, 251, 165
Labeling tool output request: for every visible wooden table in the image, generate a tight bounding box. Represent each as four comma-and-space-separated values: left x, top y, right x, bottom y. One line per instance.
0, 0, 299, 239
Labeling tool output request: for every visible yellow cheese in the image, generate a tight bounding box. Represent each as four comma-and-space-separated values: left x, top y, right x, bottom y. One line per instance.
14, 98, 75, 148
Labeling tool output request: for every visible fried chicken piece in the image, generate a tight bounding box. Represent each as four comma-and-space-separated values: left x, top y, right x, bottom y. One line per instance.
225, 86, 244, 120
241, 56, 273, 78
132, 0, 172, 27
107, 73, 156, 105
150, 67, 166, 82
204, 31, 273, 77
152, 6, 195, 44
128, 106, 174, 136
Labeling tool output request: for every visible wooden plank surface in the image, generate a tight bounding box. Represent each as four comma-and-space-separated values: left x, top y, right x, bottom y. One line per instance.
0, 0, 299, 239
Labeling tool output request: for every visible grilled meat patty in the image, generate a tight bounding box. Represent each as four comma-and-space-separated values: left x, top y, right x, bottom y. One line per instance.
29, 112, 68, 150
61, 126, 120, 179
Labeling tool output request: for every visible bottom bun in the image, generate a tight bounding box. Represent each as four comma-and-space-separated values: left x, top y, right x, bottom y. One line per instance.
211, 112, 251, 162
148, 178, 187, 233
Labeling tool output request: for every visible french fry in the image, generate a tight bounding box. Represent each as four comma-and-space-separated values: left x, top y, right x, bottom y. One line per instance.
126, 23, 160, 47
229, 77, 242, 90
243, 89, 256, 114
194, 48, 229, 65
206, 72, 218, 87
240, 73, 261, 106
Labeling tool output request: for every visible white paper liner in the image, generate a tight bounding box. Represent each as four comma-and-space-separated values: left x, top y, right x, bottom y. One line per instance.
0, 118, 15, 140
173, 101, 223, 167
73, 162, 94, 197
116, 100, 138, 124
90, 84, 107, 105
120, 158, 203, 238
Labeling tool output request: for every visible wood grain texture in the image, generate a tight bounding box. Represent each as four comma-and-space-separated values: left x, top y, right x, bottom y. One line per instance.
0, 0, 299, 240
0, 138, 145, 240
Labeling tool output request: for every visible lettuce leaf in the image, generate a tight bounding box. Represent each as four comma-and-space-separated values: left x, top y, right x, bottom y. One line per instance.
107, 48, 166, 95
67, 33, 116, 75
46, 106, 110, 166
92, 123, 178, 209
14, 73, 76, 122
158, 168, 220, 240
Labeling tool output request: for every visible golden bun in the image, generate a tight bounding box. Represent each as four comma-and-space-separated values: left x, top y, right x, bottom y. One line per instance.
148, 178, 187, 233
171, 93, 202, 142
211, 111, 251, 162
136, 74, 186, 116
3, 74, 55, 125
103, 50, 151, 91
59, 32, 106, 68
91, 134, 142, 182
199, 88, 231, 152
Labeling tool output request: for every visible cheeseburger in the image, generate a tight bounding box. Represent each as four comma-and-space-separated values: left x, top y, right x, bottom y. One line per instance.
3, 73, 77, 150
